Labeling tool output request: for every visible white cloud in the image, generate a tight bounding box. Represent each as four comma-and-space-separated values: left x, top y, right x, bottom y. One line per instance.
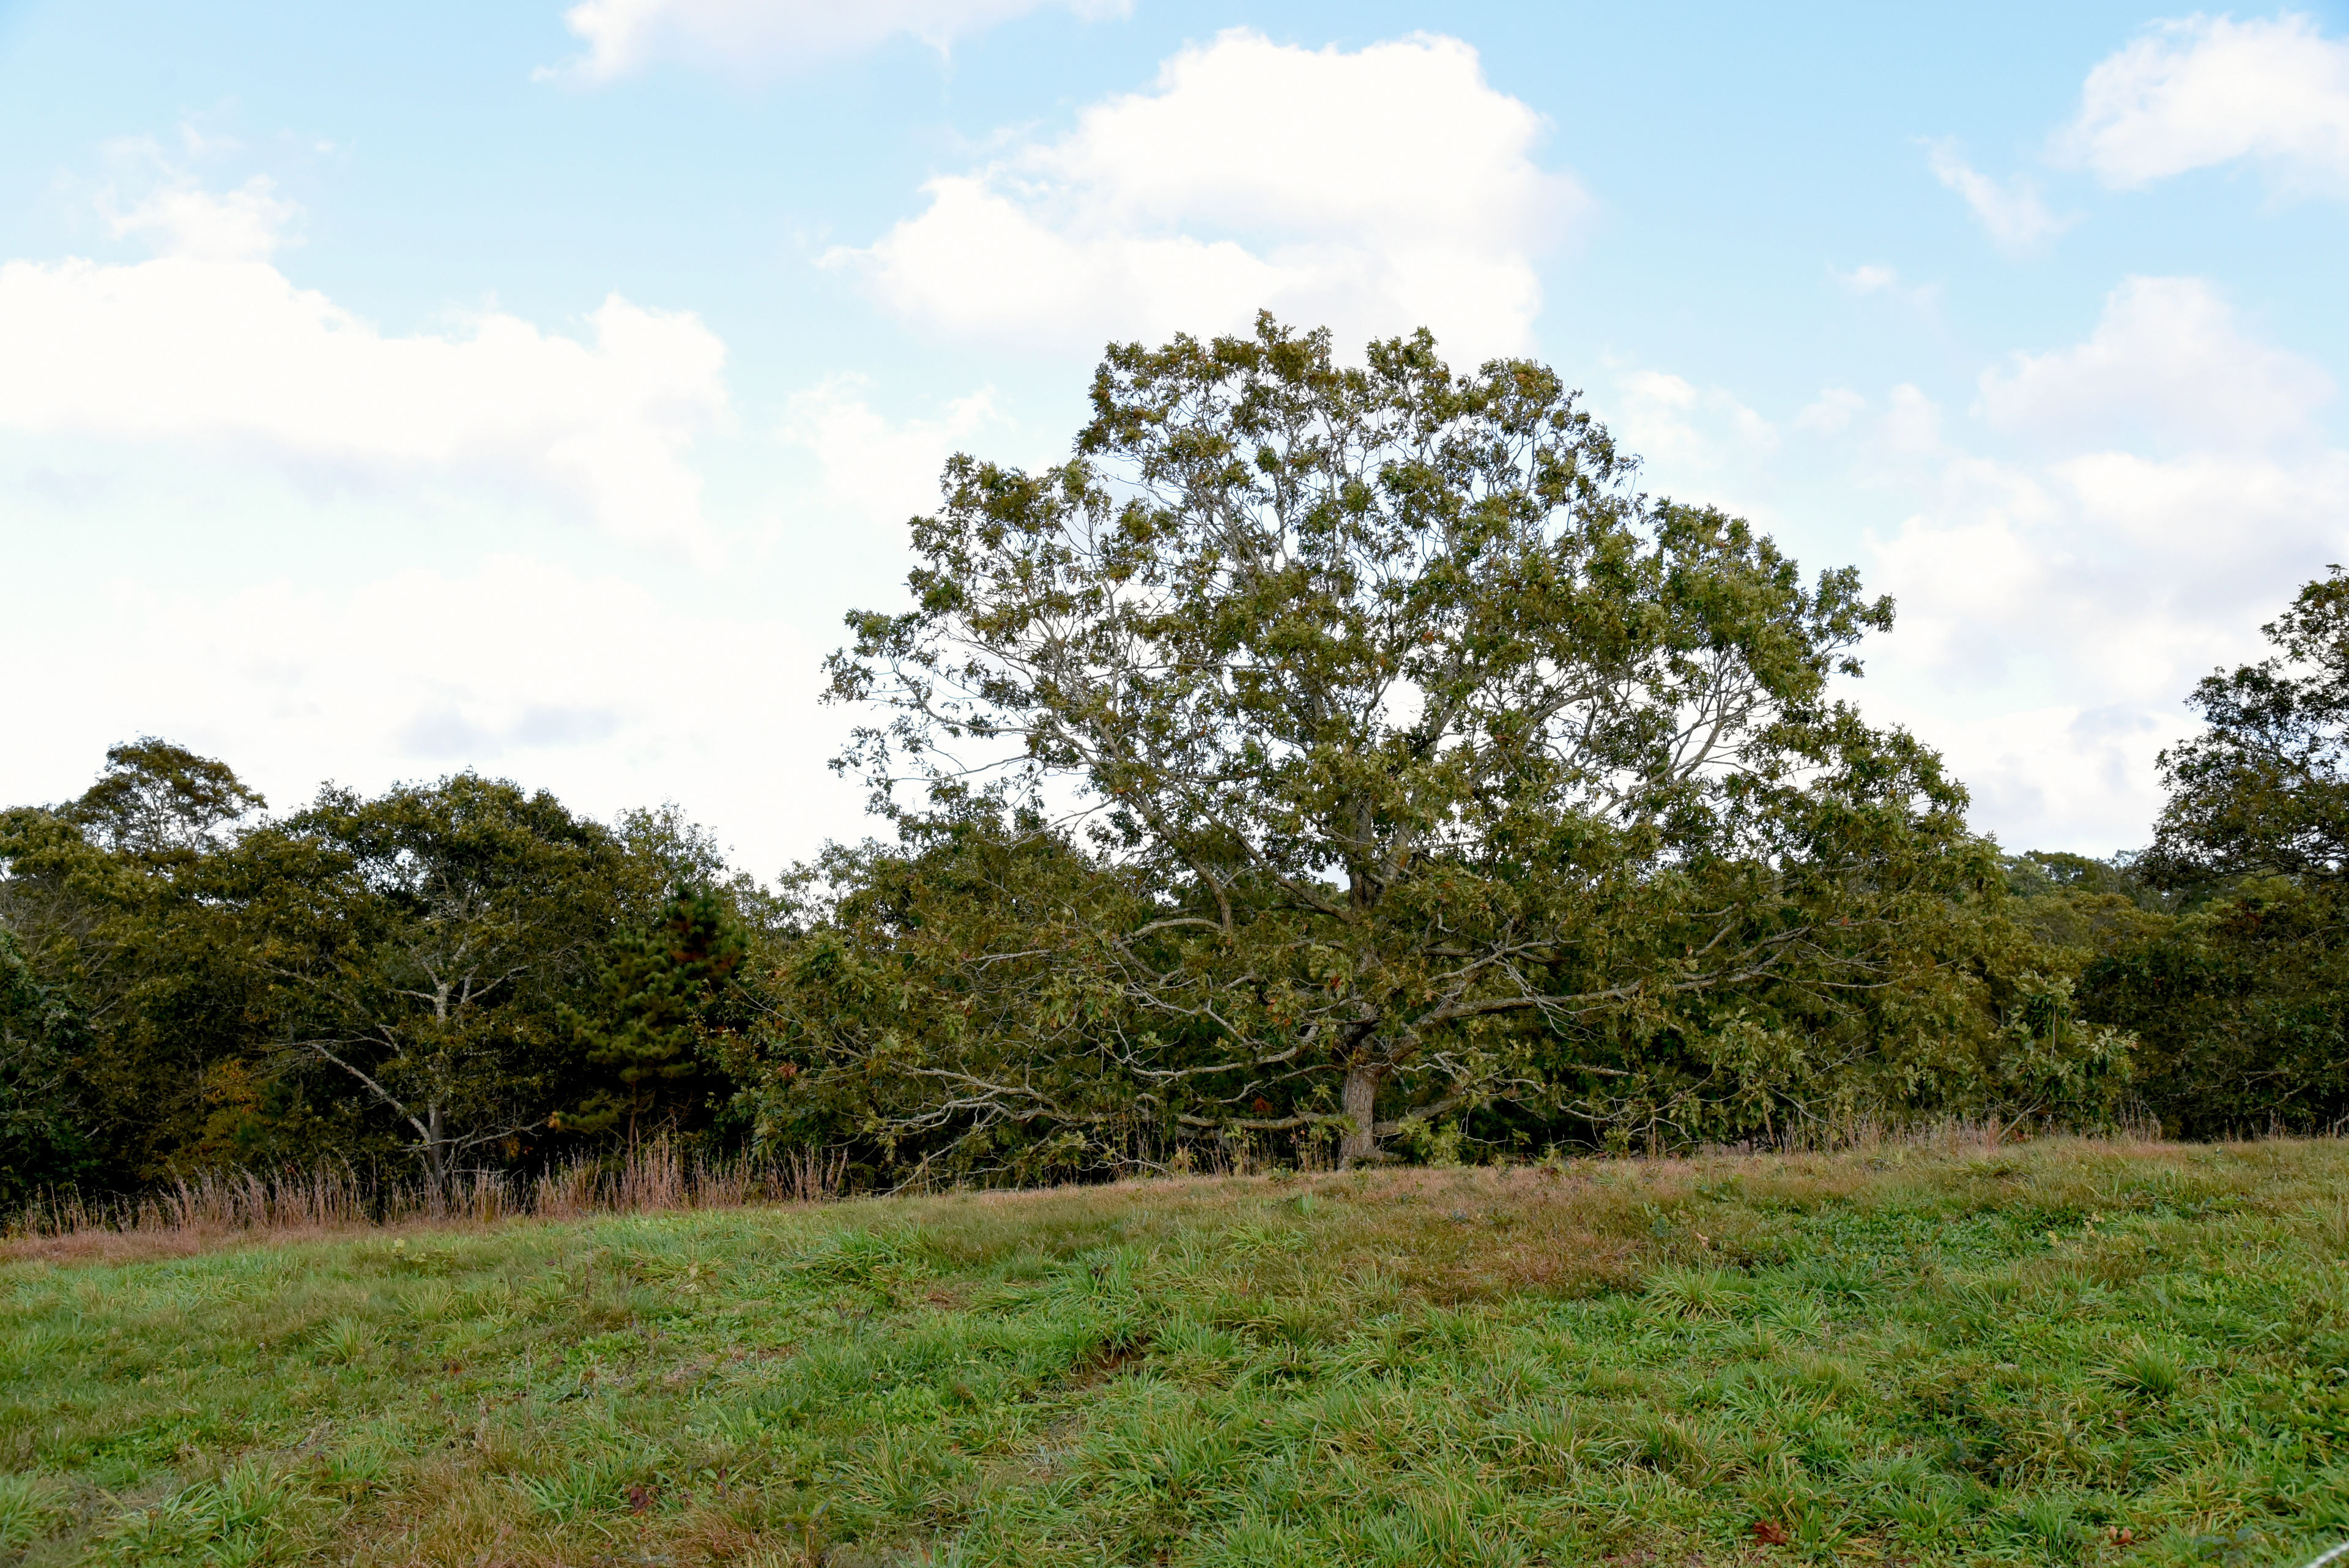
830, 29, 1586, 361
1836, 264, 1900, 294
1978, 275, 2332, 451
1609, 370, 1776, 477
1864, 439, 2349, 849
1882, 384, 1945, 456
1831, 262, 1939, 311
780, 377, 1008, 529
102, 176, 300, 261
1596, 278, 2349, 854
1860, 280, 2349, 851
2058, 445, 2349, 588
1882, 703, 2182, 853
1926, 139, 2074, 249
1, 556, 866, 879
0, 187, 731, 557
2063, 11, 2349, 191
1795, 388, 1866, 436
551, 0, 1128, 81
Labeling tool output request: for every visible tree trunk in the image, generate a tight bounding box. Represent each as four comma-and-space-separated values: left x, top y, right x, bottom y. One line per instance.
1337, 1063, 1384, 1169
427, 985, 453, 1212
423, 1102, 448, 1213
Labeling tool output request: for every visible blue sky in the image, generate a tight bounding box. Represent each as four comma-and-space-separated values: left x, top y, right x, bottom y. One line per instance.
4, 0, 2346, 876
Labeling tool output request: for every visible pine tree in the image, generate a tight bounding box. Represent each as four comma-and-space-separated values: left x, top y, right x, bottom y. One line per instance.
570, 888, 749, 1142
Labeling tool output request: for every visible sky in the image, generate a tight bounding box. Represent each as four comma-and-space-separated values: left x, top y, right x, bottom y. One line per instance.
3, 0, 2347, 879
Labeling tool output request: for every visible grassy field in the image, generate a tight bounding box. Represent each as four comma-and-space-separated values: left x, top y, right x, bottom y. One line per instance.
7, 1136, 2349, 1567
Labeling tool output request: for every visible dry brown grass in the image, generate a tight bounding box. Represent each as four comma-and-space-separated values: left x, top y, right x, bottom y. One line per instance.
0, 1137, 852, 1269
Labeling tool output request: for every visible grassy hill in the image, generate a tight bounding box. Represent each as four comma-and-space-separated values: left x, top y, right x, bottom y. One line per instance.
7, 1135, 2349, 1567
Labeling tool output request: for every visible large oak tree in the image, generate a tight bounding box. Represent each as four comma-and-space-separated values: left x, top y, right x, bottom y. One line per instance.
784, 318, 2004, 1169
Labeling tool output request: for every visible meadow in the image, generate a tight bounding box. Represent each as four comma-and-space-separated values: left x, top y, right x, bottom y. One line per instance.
6, 1134, 2349, 1567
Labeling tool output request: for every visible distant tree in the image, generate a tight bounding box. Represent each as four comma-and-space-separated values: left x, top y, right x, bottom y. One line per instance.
242, 775, 626, 1195
2082, 879, 2347, 1136
2081, 568, 2349, 1134
565, 885, 752, 1142
0, 742, 270, 1181
0, 927, 97, 1204
63, 737, 265, 868
4, 746, 776, 1190
1998, 851, 2174, 957
798, 316, 2027, 1169
2148, 567, 2349, 889
749, 807, 1165, 1183
2003, 850, 2167, 907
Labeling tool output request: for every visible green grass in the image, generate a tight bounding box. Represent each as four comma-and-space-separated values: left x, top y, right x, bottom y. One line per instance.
9, 1137, 2349, 1566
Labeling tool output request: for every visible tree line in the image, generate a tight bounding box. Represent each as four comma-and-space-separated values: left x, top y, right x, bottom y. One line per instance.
0, 756, 767, 1206
6, 316, 2345, 1202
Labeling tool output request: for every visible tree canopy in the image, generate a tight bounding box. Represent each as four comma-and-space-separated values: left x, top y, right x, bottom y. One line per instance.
0, 755, 771, 1198
2074, 568, 2349, 1135
763, 317, 2115, 1173
2149, 567, 2349, 888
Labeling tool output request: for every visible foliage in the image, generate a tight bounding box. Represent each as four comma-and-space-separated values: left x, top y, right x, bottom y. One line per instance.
2084, 878, 2349, 1136
798, 315, 2118, 1170
0, 742, 277, 1181
239, 775, 662, 1191
59, 736, 265, 869
2, 746, 775, 1193
2147, 566, 2349, 890
2069, 570, 2349, 1136
564, 884, 755, 1141
0, 928, 95, 1204
9, 1139, 2349, 1565
744, 809, 1168, 1186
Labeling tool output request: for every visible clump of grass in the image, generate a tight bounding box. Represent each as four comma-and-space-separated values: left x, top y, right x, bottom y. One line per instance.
0, 1473, 65, 1553
792, 1224, 932, 1287
2102, 1336, 2189, 1399
7, 1135, 2349, 1565
99, 1460, 324, 1566
310, 1315, 377, 1365
1641, 1265, 1745, 1319
2313, 1196, 2349, 1256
